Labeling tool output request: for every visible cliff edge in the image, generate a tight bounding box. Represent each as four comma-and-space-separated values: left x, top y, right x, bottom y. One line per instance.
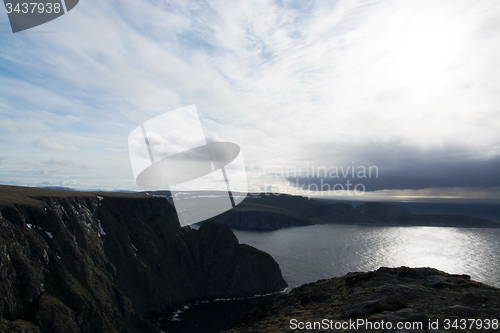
226, 266, 500, 332
0, 185, 287, 333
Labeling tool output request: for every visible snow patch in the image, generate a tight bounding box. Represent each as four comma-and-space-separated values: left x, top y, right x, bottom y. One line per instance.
97, 219, 106, 236
96, 196, 104, 201
45, 231, 53, 239
146, 193, 171, 199
188, 195, 226, 199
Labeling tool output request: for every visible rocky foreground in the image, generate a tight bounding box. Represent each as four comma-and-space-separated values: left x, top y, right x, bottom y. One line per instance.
0, 185, 287, 333
226, 267, 500, 333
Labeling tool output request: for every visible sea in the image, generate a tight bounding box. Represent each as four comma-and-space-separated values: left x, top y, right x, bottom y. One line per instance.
159, 202, 500, 333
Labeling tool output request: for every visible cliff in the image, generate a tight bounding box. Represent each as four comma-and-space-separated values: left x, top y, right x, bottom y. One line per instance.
0, 185, 287, 333
213, 206, 312, 230
214, 194, 499, 229
226, 266, 500, 333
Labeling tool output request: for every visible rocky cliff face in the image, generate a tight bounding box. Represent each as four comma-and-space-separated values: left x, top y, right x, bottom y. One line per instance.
226, 266, 500, 333
0, 186, 287, 333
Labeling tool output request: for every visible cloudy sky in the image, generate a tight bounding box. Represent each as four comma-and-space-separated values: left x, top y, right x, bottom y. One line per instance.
0, 0, 499, 200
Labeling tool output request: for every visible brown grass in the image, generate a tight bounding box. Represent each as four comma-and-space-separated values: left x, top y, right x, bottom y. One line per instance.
0, 184, 145, 207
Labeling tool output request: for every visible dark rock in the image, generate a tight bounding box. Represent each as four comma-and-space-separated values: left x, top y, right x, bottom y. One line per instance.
371, 308, 430, 324
446, 274, 471, 283
225, 267, 500, 333
397, 266, 442, 278
439, 305, 479, 317
33, 294, 79, 333
387, 286, 417, 302
422, 275, 447, 287
461, 290, 488, 305
362, 281, 378, 288
345, 271, 376, 288
0, 318, 40, 333
342, 296, 404, 318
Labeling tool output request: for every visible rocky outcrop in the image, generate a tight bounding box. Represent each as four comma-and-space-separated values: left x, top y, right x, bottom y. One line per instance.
184, 221, 288, 297
226, 267, 500, 333
0, 185, 287, 333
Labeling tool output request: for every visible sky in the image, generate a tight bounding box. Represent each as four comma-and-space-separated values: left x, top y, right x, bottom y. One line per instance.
0, 0, 499, 201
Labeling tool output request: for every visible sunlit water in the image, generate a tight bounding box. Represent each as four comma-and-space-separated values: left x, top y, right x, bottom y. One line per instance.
233, 224, 500, 290
159, 224, 500, 332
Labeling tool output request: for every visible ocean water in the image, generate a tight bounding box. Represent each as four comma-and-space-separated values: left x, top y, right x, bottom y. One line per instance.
159, 224, 500, 332
234, 224, 500, 290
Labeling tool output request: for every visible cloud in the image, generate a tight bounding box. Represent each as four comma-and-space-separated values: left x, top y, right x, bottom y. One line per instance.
43, 157, 72, 166
1, 0, 499, 195
0, 156, 4, 165
32, 138, 65, 151
205, 132, 225, 143
0, 118, 50, 133
78, 164, 92, 169
274, 138, 500, 191
40, 169, 49, 175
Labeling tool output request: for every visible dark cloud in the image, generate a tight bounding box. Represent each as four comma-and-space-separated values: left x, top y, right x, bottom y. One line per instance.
286, 141, 500, 192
